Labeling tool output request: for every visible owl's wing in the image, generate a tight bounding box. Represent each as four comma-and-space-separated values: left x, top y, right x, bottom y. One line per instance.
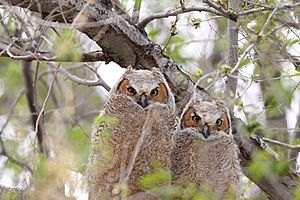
145, 102, 176, 131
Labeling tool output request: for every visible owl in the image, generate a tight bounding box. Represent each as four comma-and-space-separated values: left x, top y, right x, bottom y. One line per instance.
171, 92, 240, 198
86, 67, 176, 199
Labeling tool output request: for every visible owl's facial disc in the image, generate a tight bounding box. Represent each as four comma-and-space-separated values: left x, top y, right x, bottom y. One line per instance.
117, 78, 168, 108
182, 105, 230, 139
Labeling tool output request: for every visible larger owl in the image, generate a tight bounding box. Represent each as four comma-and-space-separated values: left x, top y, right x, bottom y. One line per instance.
171, 92, 240, 199
86, 67, 176, 199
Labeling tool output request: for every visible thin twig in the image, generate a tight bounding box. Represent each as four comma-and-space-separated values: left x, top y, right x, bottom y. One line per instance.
229, 7, 279, 75
72, 118, 90, 140
262, 137, 300, 151
203, 0, 235, 18
0, 47, 109, 62
194, 72, 217, 89
238, 2, 300, 17
0, 90, 25, 135
290, 81, 300, 96
34, 64, 59, 154
259, 7, 279, 36
123, 111, 152, 184
0, 138, 34, 174
48, 63, 111, 91
138, 5, 237, 29
0, 89, 33, 174
230, 43, 254, 74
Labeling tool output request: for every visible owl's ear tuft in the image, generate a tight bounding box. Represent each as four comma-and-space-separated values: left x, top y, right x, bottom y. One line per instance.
151, 67, 161, 73
151, 67, 165, 82
214, 99, 227, 112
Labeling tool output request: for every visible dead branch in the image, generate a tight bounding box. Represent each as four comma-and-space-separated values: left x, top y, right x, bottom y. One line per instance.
0, 47, 109, 62
33, 64, 58, 155
48, 62, 111, 90
261, 136, 300, 151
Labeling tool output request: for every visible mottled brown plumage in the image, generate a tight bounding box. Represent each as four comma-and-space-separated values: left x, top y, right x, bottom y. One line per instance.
86, 67, 176, 199
171, 92, 240, 198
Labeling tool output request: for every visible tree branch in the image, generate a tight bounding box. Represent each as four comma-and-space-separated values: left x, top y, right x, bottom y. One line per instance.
138, 5, 237, 29
230, 7, 279, 75
0, 47, 109, 62
0, 89, 24, 135
48, 62, 111, 91
238, 2, 300, 17
261, 136, 300, 151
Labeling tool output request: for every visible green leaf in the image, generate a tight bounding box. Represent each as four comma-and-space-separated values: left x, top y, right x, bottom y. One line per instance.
249, 151, 271, 181
285, 38, 299, 48
139, 168, 172, 190
191, 17, 202, 29
148, 29, 160, 40
239, 57, 250, 68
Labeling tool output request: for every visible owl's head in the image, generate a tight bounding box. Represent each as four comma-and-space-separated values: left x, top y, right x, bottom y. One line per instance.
180, 93, 231, 140
112, 67, 175, 110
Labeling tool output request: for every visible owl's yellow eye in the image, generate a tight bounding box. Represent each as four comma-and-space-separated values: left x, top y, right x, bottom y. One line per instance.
216, 118, 223, 126
127, 87, 136, 95
150, 88, 159, 97
192, 115, 201, 122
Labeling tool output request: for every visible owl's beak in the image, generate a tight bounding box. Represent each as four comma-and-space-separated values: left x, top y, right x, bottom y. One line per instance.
202, 124, 210, 138
137, 93, 148, 108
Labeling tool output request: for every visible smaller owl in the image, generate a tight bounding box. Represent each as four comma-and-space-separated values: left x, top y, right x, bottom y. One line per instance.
171, 92, 240, 198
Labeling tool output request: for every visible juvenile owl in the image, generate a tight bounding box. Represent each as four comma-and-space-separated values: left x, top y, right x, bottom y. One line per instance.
171, 92, 240, 198
86, 67, 176, 199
